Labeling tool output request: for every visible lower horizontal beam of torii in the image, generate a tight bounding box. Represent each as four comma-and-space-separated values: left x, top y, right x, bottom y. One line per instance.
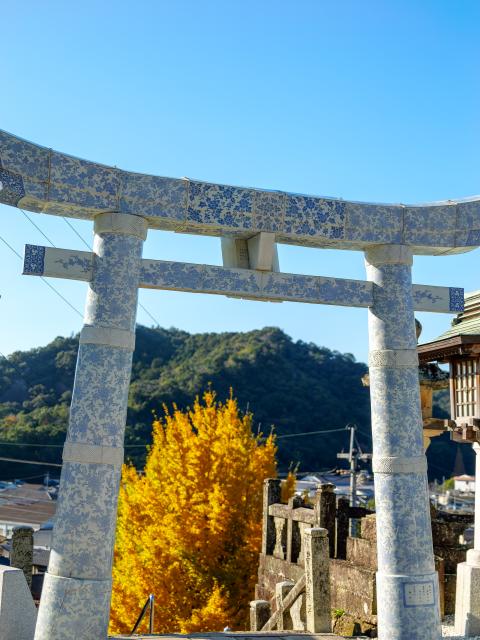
23, 244, 464, 313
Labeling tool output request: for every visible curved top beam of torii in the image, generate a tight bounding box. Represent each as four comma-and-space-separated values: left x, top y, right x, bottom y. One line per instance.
1, 128, 479, 256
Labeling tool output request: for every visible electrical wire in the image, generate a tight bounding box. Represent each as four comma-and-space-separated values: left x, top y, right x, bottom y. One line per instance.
20, 210, 56, 247
276, 427, 348, 439
62, 217, 91, 250
0, 457, 62, 467
2, 473, 46, 482
0, 442, 63, 448
0, 441, 147, 449
0, 233, 83, 318
138, 302, 160, 327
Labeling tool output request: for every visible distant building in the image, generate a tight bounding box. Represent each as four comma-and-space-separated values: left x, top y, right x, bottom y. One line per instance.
454, 474, 476, 493
0, 483, 56, 538
295, 471, 374, 505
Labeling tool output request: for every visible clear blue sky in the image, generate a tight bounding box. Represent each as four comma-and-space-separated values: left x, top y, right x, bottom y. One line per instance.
1, 0, 479, 363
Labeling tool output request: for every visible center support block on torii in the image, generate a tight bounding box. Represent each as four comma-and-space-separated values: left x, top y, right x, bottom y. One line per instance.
34, 212, 148, 640
365, 245, 441, 640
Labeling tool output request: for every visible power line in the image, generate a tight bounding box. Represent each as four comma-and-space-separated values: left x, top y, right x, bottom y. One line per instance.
2, 473, 46, 482
0, 457, 62, 468
20, 210, 56, 247
138, 302, 160, 327
0, 232, 83, 318
62, 216, 91, 250
276, 427, 348, 439
0, 440, 146, 449
0, 442, 63, 448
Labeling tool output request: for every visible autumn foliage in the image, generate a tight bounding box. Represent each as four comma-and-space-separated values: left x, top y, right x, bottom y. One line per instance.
109, 390, 278, 634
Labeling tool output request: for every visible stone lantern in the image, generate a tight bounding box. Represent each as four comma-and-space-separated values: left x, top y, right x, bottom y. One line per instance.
418, 290, 480, 636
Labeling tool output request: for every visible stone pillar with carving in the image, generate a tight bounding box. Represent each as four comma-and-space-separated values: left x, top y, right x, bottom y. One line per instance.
365, 245, 441, 640
454, 442, 480, 635
34, 213, 147, 640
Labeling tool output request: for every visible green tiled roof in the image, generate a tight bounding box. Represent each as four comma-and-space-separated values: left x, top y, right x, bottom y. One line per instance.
434, 290, 480, 340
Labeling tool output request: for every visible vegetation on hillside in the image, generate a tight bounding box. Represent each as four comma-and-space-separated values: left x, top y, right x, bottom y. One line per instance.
0, 326, 371, 477
0, 325, 472, 480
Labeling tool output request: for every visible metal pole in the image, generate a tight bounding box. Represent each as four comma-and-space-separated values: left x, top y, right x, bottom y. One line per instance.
349, 425, 357, 508
149, 594, 155, 633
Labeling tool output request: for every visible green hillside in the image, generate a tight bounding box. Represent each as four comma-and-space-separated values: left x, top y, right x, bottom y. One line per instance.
0, 326, 472, 481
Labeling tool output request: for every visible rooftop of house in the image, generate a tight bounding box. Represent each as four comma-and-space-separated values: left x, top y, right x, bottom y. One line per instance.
418, 291, 480, 362
0, 483, 56, 528
433, 290, 480, 341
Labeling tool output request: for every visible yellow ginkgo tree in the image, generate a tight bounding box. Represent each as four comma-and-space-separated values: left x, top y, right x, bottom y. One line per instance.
109, 389, 280, 634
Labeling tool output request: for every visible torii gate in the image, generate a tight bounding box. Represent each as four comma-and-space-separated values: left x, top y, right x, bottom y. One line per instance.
0, 129, 475, 640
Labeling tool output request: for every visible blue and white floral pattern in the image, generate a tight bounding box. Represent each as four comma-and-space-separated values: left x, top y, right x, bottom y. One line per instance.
457, 200, 480, 233
449, 287, 465, 312
187, 181, 254, 231
0, 130, 50, 180
23, 244, 45, 274
35, 573, 111, 640
284, 195, 345, 239
261, 272, 372, 306
140, 260, 374, 307
119, 173, 188, 226
84, 233, 143, 332
48, 460, 121, 580
52, 253, 93, 280
0, 168, 25, 206
345, 202, 403, 244
403, 205, 456, 247
49, 152, 120, 213
466, 229, 480, 245
253, 190, 285, 232
3, 129, 480, 252
412, 284, 464, 314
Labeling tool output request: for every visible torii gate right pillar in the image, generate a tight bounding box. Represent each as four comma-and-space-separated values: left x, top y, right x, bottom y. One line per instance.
365, 245, 441, 640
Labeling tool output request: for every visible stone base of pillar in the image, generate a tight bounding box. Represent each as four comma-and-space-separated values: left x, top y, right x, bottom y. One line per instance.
454, 550, 480, 636
34, 573, 111, 640
376, 572, 441, 640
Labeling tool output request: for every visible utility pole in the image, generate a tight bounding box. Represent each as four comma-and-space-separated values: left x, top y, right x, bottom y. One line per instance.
337, 424, 372, 507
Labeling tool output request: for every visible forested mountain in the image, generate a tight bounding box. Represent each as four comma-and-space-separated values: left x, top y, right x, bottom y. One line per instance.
0, 326, 471, 481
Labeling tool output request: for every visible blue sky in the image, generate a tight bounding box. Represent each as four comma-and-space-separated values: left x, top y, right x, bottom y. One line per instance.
1, 0, 479, 363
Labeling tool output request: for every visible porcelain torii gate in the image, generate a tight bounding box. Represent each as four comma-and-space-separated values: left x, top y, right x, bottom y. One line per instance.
0, 130, 475, 640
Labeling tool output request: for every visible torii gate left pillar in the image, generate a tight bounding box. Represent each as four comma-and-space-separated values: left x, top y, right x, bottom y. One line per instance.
34, 212, 147, 640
